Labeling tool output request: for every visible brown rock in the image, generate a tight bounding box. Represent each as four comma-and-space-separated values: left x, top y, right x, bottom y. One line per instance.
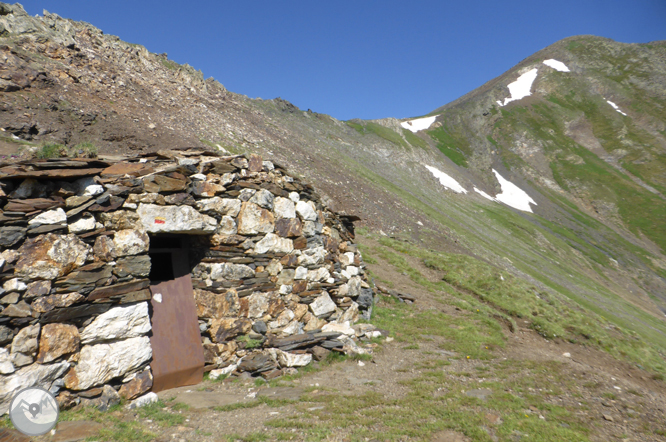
40, 303, 111, 324
191, 181, 225, 197
23, 280, 52, 300
37, 323, 80, 363
113, 255, 151, 278
93, 235, 116, 262
101, 162, 153, 177
119, 370, 153, 400
293, 236, 307, 249
144, 174, 188, 193
65, 195, 92, 208
99, 210, 141, 230
78, 387, 104, 398
118, 288, 152, 303
280, 254, 299, 267
248, 154, 263, 173
55, 391, 80, 410
86, 279, 150, 301
323, 236, 339, 253
275, 218, 303, 238
266, 296, 286, 317
293, 303, 309, 321
164, 193, 196, 206
238, 352, 276, 373
210, 318, 252, 343
2, 301, 31, 318
32, 293, 84, 313
194, 288, 240, 319
309, 346, 330, 361
292, 280, 308, 294
236, 202, 275, 235
15, 233, 90, 280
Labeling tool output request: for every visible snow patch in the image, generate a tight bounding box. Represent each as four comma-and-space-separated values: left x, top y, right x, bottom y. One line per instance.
492, 169, 536, 212
425, 165, 467, 194
473, 187, 496, 201
606, 100, 627, 116
496, 68, 539, 107
401, 116, 437, 133
543, 59, 570, 72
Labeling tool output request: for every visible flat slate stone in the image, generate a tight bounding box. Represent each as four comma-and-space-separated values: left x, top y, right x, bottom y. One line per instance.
40, 303, 111, 323
86, 279, 150, 301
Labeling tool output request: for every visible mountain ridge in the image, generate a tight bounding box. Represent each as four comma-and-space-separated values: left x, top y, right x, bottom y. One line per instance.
2, 1, 666, 374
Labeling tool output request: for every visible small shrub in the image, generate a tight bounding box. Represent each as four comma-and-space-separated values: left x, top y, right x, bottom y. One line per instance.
71, 142, 98, 158
36, 143, 67, 159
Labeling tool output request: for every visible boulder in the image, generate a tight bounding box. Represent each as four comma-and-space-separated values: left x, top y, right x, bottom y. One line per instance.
112, 229, 150, 257
15, 233, 90, 280
28, 208, 67, 225
338, 302, 359, 324
295, 201, 317, 221
80, 302, 151, 344
310, 292, 336, 317
10, 324, 39, 357
275, 350, 312, 368
127, 392, 158, 409
0, 348, 14, 375
36, 323, 80, 363
322, 321, 355, 336
194, 289, 240, 319
238, 352, 276, 373
253, 233, 294, 254
119, 370, 153, 400
273, 197, 296, 219
0, 361, 70, 415
79, 385, 120, 412
236, 202, 275, 235
210, 318, 252, 343
195, 197, 241, 216
137, 203, 217, 234
64, 336, 152, 390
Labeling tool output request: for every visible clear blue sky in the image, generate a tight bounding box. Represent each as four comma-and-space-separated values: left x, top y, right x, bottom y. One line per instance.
23, 1, 666, 120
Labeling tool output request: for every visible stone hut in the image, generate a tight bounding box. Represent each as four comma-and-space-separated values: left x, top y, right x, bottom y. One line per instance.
0, 149, 375, 413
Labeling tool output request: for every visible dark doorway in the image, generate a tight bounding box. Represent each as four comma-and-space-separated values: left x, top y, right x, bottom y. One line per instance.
148, 234, 204, 392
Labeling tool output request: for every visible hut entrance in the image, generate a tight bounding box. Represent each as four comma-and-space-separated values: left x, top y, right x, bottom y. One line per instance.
148, 235, 204, 392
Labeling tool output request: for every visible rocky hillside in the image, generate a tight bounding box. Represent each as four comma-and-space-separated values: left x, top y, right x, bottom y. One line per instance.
1, 3, 666, 372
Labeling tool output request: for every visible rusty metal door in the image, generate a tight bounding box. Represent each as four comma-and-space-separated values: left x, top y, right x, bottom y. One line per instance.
149, 274, 204, 392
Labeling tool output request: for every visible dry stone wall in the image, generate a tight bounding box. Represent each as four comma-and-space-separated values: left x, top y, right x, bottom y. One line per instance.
0, 149, 376, 413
